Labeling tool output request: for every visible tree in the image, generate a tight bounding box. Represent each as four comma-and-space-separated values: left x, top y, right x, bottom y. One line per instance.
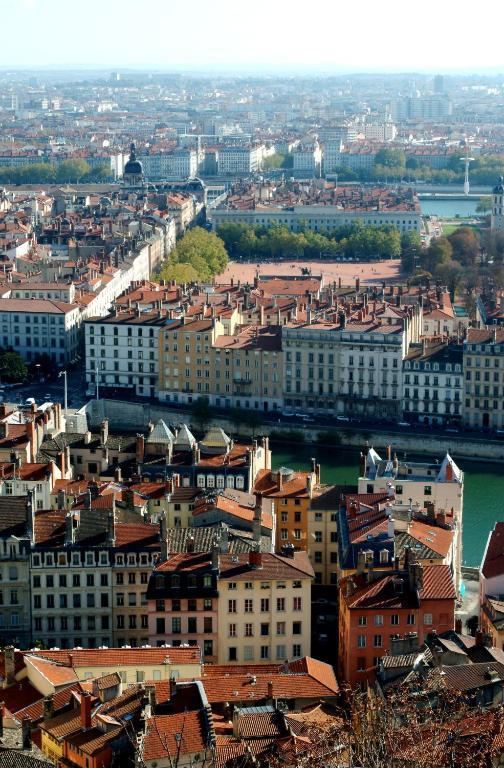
401, 230, 422, 274
448, 227, 480, 267
374, 148, 406, 168
422, 237, 453, 273
476, 195, 492, 213
158, 227, 228, 284
263, 152, 286, 170
55, 159, 91, 183
0, 350, 27, 383
190, 397, 211, 435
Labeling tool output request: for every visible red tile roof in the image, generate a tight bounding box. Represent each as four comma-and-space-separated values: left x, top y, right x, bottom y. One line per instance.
482, 522, 504, 579
143, 711, 210, 760
31, 647, 201, 667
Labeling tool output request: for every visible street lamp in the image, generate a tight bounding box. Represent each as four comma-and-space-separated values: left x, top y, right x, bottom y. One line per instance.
58, 370, 68, 416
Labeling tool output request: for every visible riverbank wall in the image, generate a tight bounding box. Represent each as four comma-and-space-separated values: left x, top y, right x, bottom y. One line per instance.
83, 399, 504, 464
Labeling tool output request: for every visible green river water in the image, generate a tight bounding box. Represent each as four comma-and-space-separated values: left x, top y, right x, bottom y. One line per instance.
271, 445, 504, 567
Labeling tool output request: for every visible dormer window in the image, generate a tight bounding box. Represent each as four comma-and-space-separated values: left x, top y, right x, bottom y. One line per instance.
379, 550, 389, 564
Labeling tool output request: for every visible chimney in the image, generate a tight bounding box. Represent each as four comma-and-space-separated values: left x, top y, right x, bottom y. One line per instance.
58, 450, 65, 478
43, 695, 54, 721
21, 717, 31, 750
445, 461, 453, 482
4, 646, 15, 687
57, 489, 66, 510
249, 545, 262, 569
386, 444, 391, 461
276, 470, 283, 493
253, 496, 262, 544
219, 524, 229, 554
475, 629, 484, 647
65, 512, 75, 545
356, 550, 366, 576
306, 474, 313, 499
267, 681, 274, 701
211, 543, 220, 571
186, 535, 195, 553
0, 404, 7, 419
80, 691, 92, 729
359, 452, 366, 477
100, 419, 109, 446
0, 421, 9, 439
114, 466, 122, 483
355, 277, 360, 292
455, 618, 463, 635
136, 434, 145, 464
160, 512, 168, 561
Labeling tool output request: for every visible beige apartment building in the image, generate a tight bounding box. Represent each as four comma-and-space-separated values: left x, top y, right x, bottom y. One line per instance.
158, 316, 283, 413
463, 327, 504, 429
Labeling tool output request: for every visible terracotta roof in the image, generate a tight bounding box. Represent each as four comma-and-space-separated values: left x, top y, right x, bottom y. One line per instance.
32, 647, 201, 667
24, 656, 79, 688
14, 684, 82, 724
155, 551, 313, 579
201, 671, 337, 704
0, 678, 42, 717
40, 708, 82, 740
254, 469, 313, 499
66, 725, 122, 755
114, 522, 160, 549
344, 565, 455, 609
143, 711, 210, 760
482, 522, 504, 579
33, 509, 66, 546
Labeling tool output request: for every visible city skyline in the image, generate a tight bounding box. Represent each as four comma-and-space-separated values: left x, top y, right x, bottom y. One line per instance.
3, 0, 504, 73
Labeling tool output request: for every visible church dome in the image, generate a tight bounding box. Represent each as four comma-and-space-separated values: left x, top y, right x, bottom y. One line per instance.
124, 142, 143, 177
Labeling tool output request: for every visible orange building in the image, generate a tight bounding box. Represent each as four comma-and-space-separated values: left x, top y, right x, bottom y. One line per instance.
338, 556, 456, 685
255, 464, 318, 552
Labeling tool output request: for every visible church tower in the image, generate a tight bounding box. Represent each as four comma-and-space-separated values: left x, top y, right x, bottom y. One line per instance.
123, 142, 144, 188
491, 177, 504, 231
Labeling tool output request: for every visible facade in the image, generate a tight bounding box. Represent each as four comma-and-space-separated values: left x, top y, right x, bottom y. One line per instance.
139, 150, 198, 180
84, 309, 169, 398
217, 145, 263, 176
158, 316, 283, 413
403, 343, 463, 426
491, 177, 504, 231
0, 496, 32, 647
338, 559, 456, 684
148, 549, 313, 665
0, 298, 81, 364
282, 306, 421, 420
463, 328, 504, 429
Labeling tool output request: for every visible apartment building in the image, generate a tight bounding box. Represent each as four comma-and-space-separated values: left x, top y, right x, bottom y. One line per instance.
0, 298, 81, 364
292, 143, 322, 176
403, 343, 463, 426
282, 305, 421, 420
463, 328, 504, 429
338, 556, 456, 685
0, 496, 32, 647
31, 508, 161, 650
158, 316, 283, 413
139, 150, 198, 180
217, 145, 264, 176
254, 465, 318, 554
84, 308, 170, 398
147, 548, 313, 665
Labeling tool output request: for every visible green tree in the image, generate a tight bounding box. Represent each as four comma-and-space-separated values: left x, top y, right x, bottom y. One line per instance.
263, 152, 286, 170
158, 227, 228, 284
55, 159, 91, 183
374, 148, 406, 168
476, 195, 492, 213
422, 237, 453, 273
448, 226, 479, 267
0, 350, 27, 383
190, 397, 211, 435
400, 230, 422, 274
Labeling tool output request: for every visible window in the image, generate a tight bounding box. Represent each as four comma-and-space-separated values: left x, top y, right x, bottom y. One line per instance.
156, 618, 165, 634
228, 582, 237, 590
357, 635, 366, 648
229, 623, 237, 637
423, 613, 433, 626
228, 600, 237, 613
204, 617, 213, 633
292, 644, 302, 658
245, 623, 254, 637
358, 616, 367, 626
244, 581, 253, 590
374, 615, 383, 626
172, 617, 181, 634
292, 621, 302, 635
244, 599, 253, 613
391, 614, 399, 626
228, 647, 237, 661
407, 614, 415, 625
293, 597, 302, 611
188, 617, 197, 633
276, 644, 286, 660
277, 598, 285, 612
276, 621, 286, 635
424, 485, 432, 496
260, 598, 269, 612
260, 646, 269, 660
374, 634, 383, 648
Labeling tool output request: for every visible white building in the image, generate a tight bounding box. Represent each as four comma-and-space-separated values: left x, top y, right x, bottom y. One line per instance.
491, 177, 504, 231
292, 143, 322, 177
139, 150, 198, 180
363, 123, 397, 142
217, 145, 264, 176
0, 298, 81, 365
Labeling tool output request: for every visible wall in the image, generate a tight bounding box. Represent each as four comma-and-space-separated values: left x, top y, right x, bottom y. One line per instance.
85, 399, 504, 463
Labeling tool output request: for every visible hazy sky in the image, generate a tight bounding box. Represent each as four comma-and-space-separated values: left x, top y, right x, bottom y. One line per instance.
3, 0, 504, 73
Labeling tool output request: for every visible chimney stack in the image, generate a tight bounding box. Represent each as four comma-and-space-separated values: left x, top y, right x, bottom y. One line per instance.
136, 434, 145, 464
249, 545, 263, 569
43, 695, 54, 721
4, 646, 15, 687
80, 691, 92, 730
21, 717, 31, 750
100, 419, 109, 446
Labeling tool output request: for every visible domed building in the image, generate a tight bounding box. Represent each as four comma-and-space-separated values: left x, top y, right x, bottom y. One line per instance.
123, 142, 144, 188
491, 177, 504, 231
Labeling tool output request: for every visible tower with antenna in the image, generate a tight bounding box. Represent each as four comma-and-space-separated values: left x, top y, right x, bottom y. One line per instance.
460, 151, 474, 196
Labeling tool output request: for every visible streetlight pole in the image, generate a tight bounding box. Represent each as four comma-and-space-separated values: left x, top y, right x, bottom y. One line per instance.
59, 370, 68, 416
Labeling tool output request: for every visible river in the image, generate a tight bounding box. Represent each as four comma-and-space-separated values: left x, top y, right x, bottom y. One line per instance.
271, 445, 503, 567
419, 198, 481, 218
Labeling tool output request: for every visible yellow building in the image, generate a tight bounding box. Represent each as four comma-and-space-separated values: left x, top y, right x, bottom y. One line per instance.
158, 315, 283, 413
